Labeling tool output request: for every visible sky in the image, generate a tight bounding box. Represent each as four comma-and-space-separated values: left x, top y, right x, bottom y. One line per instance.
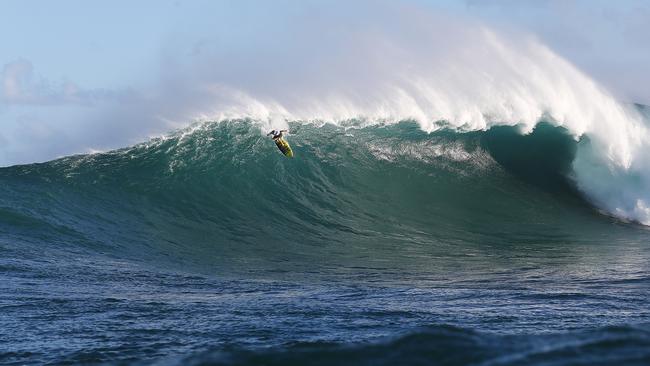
1, 0, 649, 166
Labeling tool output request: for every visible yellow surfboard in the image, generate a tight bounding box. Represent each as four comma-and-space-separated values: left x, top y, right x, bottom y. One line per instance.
274, 138, 294, 158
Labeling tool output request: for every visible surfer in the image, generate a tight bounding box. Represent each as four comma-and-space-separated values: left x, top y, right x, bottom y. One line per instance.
267, 129, 288, 141
267, 129, 294, 157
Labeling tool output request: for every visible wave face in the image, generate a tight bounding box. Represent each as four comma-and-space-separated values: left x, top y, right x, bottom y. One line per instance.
0, 120, 630, 270
2, 118, 650, 275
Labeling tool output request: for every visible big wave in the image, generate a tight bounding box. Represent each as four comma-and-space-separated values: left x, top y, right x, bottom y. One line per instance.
2, 4, 650, 226
0, 120, 640, 274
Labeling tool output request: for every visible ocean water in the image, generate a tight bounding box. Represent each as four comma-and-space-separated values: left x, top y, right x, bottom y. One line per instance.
2, 120, 650, 365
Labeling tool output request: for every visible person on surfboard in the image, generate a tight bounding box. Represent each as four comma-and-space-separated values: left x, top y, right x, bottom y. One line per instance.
267, 129, 294, 157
